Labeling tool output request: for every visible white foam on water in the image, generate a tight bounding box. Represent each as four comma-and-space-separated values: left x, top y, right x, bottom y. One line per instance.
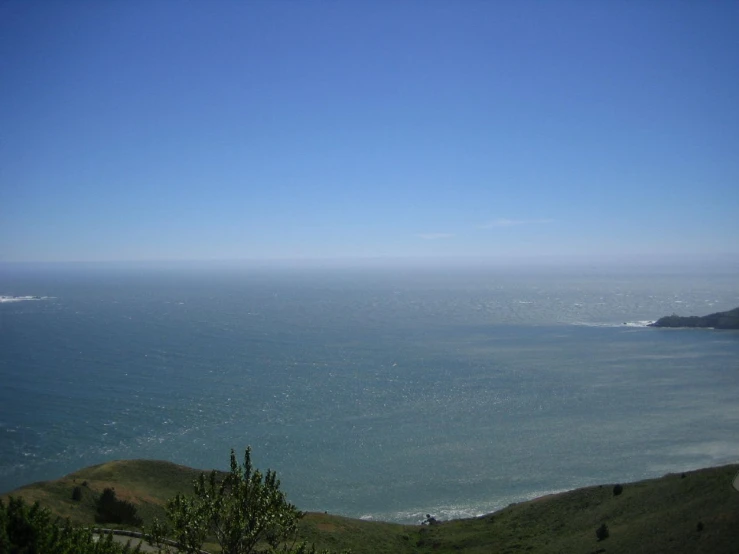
570, 320, 655, 328
0, 295, 53, 303
360, 487, 576, 523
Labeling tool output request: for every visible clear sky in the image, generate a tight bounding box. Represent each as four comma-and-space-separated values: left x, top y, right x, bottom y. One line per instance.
1, 1, 737, 264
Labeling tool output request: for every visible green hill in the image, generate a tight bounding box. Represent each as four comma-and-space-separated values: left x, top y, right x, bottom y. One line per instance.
3, 461, 739, 553
650, 306, 739, 329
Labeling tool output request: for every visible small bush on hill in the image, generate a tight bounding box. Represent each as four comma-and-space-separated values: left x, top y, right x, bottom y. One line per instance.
596, 523, 609, 541
95, 488, 142, 526
613, 484, 623, 496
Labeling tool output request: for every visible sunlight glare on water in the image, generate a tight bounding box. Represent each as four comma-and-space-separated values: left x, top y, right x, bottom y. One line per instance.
1, 266, 738, 522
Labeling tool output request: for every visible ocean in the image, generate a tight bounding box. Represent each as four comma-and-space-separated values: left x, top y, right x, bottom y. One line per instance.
1, 263, 738, 523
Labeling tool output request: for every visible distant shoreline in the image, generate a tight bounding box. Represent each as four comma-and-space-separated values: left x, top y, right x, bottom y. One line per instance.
649, 306, 739, 329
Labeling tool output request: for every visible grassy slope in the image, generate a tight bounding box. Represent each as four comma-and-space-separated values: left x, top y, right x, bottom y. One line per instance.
0, 460, 204, 526
413, 464, 739, 554
3, 461, 738, 554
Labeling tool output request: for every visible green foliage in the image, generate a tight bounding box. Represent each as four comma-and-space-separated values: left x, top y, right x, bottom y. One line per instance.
595, 522, 609, 541
272, 544, 350, 554
150, 447, 305, 554
0, 496, 139, 553
612, 483, 623, 496
95, 488, 142, 527
72, 486, 83, 502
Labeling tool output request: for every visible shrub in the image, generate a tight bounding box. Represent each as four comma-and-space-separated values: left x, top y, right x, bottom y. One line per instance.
95, 488, 142, 526
613, 484, 623, 496
149, 447, 303, 554
596, 523, 609, 541
1, 496, 135, 553
72, 486, 83, 501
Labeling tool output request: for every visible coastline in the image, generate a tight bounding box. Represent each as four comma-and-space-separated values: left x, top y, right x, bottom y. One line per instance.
4, 458, 738, 522
4, 459, 739, 553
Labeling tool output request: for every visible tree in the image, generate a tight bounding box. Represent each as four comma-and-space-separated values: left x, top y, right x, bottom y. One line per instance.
96, 488, 143, 526
0, 496, 139, 553
150, 447, 303, 554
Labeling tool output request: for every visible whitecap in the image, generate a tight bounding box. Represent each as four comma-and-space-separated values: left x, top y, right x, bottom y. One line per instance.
0, 295, 52, 303
570, 320, 655, 328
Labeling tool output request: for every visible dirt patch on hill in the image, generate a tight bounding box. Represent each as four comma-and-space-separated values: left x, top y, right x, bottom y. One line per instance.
316, 522, 339, 532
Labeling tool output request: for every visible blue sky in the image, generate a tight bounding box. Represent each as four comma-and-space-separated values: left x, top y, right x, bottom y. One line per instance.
1, 1, 737, 263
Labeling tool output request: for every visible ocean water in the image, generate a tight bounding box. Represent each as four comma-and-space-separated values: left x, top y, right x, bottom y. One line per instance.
1, 264, 738, 523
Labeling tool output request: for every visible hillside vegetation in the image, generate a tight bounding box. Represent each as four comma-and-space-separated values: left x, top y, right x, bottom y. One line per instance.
3, 461, 739, 553
650, 306, 739, 329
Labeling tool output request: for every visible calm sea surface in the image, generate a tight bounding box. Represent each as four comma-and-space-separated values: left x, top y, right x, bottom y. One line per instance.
1, 264, 738, 522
